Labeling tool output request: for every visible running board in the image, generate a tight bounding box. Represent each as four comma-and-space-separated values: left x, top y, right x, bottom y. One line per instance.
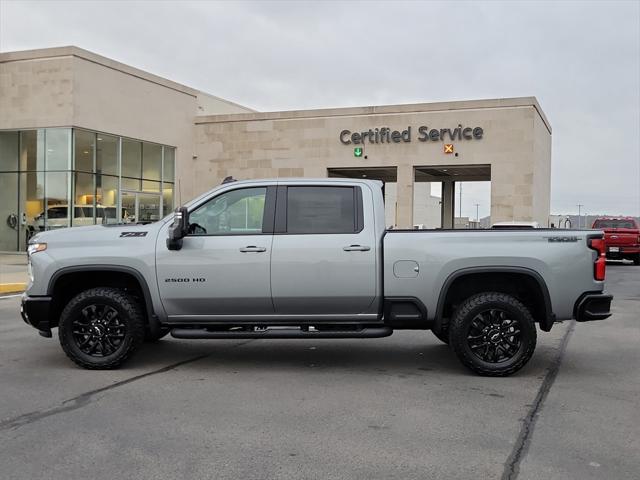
170, 326, 393, 339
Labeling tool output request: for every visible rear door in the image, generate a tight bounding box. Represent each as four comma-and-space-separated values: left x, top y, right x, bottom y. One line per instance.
270, 183, 377, 317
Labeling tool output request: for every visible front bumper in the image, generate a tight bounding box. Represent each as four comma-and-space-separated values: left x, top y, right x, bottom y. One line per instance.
574, 293, 613, 322
21, 294, 53, 337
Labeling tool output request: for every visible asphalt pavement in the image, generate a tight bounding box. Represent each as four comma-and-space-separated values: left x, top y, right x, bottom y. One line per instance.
0, 263, 638, 479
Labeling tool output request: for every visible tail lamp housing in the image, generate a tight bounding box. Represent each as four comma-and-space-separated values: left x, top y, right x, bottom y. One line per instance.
588, 237, 606, 281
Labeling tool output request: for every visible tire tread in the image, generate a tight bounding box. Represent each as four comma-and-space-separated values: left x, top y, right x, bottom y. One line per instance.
58, 287, 145, 369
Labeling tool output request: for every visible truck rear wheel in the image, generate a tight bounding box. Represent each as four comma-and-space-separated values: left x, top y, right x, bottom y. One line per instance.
58, 287, 145, 369
449, 292, 537, 376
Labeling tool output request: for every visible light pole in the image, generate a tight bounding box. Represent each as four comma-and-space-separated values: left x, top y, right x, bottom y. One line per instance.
577, 204, 584, 229
475, 203, 480, 225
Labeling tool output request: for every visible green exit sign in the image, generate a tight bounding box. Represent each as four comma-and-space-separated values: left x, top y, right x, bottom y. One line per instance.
354, 147, 363, 157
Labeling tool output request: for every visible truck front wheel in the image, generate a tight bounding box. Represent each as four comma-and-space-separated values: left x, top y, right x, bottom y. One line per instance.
449, 292, 537, 377
58, 287, 145, 369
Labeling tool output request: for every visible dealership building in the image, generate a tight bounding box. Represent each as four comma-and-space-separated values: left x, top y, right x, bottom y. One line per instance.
0, 46, 552, 251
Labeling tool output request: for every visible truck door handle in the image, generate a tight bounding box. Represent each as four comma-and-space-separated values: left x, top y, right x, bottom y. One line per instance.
239, 246, 267, 253
343, 245, 371, 252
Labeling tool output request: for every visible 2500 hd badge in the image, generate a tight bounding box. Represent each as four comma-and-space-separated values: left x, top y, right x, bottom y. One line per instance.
164, 277, 206, 283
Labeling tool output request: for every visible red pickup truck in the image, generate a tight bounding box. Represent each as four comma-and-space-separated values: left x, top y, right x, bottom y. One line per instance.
592, 217, 640, 265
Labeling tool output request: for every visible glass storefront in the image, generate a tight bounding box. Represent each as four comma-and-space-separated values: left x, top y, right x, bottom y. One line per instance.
0, 128, 176, 251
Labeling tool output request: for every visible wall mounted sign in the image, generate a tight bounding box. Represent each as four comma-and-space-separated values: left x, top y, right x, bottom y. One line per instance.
339, 125, 484, 145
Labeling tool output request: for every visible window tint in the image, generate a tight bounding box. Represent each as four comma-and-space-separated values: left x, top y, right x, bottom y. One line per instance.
287, 186, 356, 234
189, 187, 266, 235
593, 219, 636, 229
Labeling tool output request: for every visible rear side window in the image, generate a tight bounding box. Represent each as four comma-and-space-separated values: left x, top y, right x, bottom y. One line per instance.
286, 186, 358, 234
593, 219, 636, 229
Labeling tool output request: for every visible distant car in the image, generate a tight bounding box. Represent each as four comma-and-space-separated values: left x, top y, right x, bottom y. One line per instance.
592, 217, 640, 265
491, 221, 539, 229
29, 205, 133, 232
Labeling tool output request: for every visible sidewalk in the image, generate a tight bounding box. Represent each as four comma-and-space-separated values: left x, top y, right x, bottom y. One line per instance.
0, 253, 28, 294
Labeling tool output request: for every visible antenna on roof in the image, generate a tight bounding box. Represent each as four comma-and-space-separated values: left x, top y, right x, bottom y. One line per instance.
222, 176, 237, 184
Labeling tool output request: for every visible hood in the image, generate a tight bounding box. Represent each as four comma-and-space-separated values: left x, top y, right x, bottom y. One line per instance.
30, 221, 167, 246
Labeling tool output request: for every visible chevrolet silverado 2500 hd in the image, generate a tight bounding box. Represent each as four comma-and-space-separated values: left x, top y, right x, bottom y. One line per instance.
21, 178, 613, 376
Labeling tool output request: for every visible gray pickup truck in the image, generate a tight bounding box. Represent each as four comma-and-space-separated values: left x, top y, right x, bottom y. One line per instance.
21, 178, 612, 376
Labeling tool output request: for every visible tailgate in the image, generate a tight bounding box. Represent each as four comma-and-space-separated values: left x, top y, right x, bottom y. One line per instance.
604, 230, 639, 246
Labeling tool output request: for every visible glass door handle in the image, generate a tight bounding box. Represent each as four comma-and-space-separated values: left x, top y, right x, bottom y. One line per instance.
239, 246, 267, 253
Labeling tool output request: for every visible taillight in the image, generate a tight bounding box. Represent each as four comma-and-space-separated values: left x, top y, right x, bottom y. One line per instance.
588, 237, 606, 281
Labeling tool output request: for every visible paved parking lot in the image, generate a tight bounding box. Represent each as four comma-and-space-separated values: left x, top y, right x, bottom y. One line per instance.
0, 264, 638, 480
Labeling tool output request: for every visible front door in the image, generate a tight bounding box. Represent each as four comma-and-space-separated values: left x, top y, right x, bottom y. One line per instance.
121, 191, 161, 224
156, 185, 275, 318
270, 184, 377, 316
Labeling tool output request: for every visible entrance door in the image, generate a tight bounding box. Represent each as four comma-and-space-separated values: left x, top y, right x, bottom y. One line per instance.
121, 191, 161, 224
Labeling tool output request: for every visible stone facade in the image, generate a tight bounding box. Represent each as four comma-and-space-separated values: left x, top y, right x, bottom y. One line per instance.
1, 47, 552, 230
194, 98, 552, 227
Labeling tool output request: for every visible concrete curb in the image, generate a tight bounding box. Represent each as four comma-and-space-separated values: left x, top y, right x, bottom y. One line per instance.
0, 283, 27, 294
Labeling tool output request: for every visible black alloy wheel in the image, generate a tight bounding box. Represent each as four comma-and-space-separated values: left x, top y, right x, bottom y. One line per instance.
71, 304, 127, 357
449, 292, 537, 376
59, 287, 145, 369
465, 309, 522, 364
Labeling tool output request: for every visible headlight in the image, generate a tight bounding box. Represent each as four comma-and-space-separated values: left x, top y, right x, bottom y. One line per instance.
27, 243, 47, 256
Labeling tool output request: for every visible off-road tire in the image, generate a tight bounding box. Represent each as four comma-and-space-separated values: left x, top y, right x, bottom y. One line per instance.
58, 287, 145, 369
449, 292, 537, 377
431, 326, 450, 344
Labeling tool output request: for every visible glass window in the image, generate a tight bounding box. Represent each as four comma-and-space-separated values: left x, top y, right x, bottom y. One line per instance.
21, 171, 45, 240
162, 183, 174, 216
0, 173, 19, 250
142, 143, 162, 180
96, 175, 118, 208
163, 147, 175, 183
122, 177, 141, 191
121, 139, 141, 178
96, 134, 118, 176
286, 187, 356, 234
45, 129, 71, 171
592, 219, 636, 229
20, 130, 45, 171
138, 193, 161, 223
74, 130, 95, 173
45, 172, 70, 229
0, 132, 20, 172
189, 187, 266, 235
142, 180, 161, 192
73, 172, 95, 226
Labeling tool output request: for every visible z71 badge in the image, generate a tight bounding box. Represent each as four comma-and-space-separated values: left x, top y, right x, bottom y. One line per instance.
120, 232, 148, 237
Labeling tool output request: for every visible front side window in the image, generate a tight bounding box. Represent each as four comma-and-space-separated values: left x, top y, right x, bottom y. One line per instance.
189, 187, 266, 235
287, 186, 356, 234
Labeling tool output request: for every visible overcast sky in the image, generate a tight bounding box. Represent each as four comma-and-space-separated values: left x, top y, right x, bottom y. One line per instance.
1, 0, 639, 219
